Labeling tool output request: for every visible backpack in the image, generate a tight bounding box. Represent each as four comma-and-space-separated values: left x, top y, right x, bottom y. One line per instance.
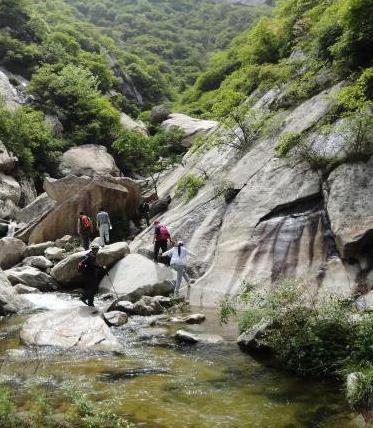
80, 215, 92, 230
159, 225, 170, 241
78, 259, 88, 273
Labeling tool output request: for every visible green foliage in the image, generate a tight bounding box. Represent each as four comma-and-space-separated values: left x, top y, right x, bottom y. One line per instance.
347, 369, 373, 412
30, 64, 120, 145
65, 0, 271, 93
0, 103, 64, 181
175, 174, 206, 202
275, 132, 303, 157
338, 68, 373, 111
183, 0, 373, 116
0, 387, 18, 428
221, 278, 373, 378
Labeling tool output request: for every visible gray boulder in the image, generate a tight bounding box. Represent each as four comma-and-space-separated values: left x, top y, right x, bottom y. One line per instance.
24, 241, 54, 257
20, 307, 122, 352
0, 142, 17, 174
51, 242, 130, 286
103, 311, 128, 327
120, 112, 148, 135
0, 172, 21, 218
237, 319, 273, 352
171, 313, 206, 324
100, 254, 175, 300
174, 330, 224, 345
0, 269, 32, 314
0, 237, 26, 269
22, 256, 53, 270
59, 145, 120, 177
44, 247, 66, 261
5, 266, 58, 291
14, 283, 41, 294
161, 113, 218, 148
114, 300, 135, 314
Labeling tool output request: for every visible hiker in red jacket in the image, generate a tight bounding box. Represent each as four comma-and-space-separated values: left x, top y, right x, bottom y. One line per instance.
77, 211, 93, 250
153, 220, 171, 262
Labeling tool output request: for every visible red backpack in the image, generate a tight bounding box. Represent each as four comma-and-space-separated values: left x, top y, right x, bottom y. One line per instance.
80, 215, 92, 230
159, 225, 170, 241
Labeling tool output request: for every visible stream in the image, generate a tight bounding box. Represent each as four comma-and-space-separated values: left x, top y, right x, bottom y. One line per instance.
0, 293, 363, 427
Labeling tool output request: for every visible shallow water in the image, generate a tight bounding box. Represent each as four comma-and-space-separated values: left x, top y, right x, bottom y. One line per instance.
0, 302, 363, 428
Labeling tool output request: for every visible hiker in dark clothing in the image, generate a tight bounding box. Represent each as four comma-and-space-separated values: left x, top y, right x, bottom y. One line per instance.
77, 211, 93, 250
140, 201, 150, 226
79, 243, 106, 307
153, 220, 171, 262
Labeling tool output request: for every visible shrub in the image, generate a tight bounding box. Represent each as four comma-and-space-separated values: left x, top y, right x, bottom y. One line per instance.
275, 132, 303, 157
175, 174, 206, 201
347, 369, 373, 413
220, 277, 373, 378
338, 68, 373, 111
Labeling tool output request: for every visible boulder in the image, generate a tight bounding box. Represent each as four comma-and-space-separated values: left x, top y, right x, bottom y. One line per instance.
161, 113, 218, 147
44, 247, 66, 261
174, 330, 224, 345
170, 313, 206, 324
100, 254, 175, 300
20, 307, 122, 352
137, 327, 169, 340
55, 235, 74, 249
22, 256, 53, 270
59, 145, 120, 177
14, 283, 41, 294
29, 177, 139, 244
0, 172, 21, 218
103, 311, 128, 327
132, 296, 164, 316
120, 113, 148, 135
24, 242, 55, 257
5, 266, 58, 291
0, 142, 17, 174
45, 114, 63, 137
355, 291, 373, 312
0, 238, 26, 269
327, 157, 373, 258
0, 269, 32, 314
51, 242, 130, 286
237, 319, 273, 352
43, 175, 91, 203
0, 68, 27, 110
114, 300, 135, 314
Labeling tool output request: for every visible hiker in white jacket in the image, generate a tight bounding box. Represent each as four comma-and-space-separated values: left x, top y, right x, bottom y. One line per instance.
162, 241, 195, 298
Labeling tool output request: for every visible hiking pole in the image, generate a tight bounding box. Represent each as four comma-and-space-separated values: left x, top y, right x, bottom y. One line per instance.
105, 270, 120, 300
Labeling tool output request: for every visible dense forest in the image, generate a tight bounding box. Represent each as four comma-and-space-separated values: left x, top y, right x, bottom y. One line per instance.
181, 0, 373, 118
64, 0, 271, 92
0, 0, 269, 187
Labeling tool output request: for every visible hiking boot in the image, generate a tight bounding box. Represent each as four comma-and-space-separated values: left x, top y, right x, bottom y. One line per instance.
80, 297, 88, 305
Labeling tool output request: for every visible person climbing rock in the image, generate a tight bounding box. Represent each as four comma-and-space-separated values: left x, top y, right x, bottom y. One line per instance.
79, 243, 106, 307
153, 220, 171, 262
162, 241, 196, 298
77, 211, 93, 250
139, 200, 150, 226
97, 207, 112, 247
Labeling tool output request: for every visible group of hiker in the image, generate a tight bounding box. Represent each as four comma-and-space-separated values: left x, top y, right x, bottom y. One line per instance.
78, 211, 194, 307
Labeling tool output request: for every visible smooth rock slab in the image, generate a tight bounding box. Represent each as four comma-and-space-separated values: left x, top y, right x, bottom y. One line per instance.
103, 311, 128, 327
20, 307, 122, 352
5, 266, 58, 291
174, 330, 224, 345
237, 319, 273, 352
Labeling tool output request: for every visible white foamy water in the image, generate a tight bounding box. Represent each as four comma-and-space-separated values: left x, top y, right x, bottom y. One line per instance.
23, 293, 85, 311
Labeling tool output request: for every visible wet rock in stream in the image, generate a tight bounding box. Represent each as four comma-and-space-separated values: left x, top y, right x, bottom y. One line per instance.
100, 367, 170, 381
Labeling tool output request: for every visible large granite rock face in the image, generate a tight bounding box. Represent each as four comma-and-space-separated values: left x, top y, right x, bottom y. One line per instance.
20, 307, 122, 352
327, 158, 373, 259
0, 238, 26, 269
161, 113, 218, 147
131, 83, 365, 307
51, 242, 130, 286
59, 145, 120, 177
0, 68, 27, 111
100, 254, 175, 300
28, 176, 139, 244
